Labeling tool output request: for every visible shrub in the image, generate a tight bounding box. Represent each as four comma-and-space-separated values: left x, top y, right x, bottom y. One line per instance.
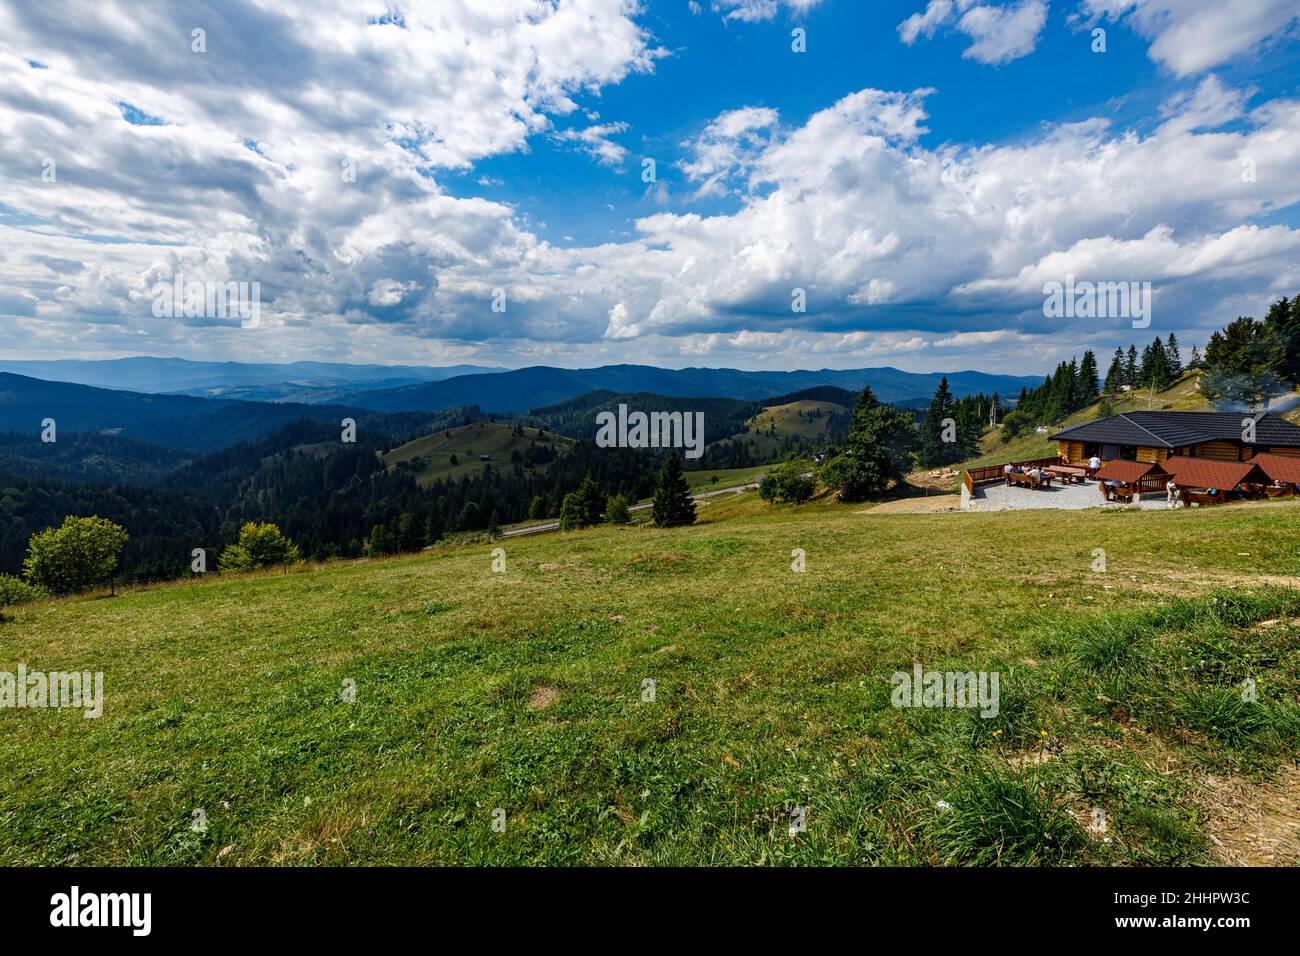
605, 493, 632, 524
23, 516, 129, 593
759, 460, 815, 504
0, 573, 48, 607
219, 522, 301, 572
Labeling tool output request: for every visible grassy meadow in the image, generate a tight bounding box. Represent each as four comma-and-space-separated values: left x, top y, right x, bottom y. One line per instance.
1, 491, 1298, 865
731, 399, 848, 458
381, 422, 574, 485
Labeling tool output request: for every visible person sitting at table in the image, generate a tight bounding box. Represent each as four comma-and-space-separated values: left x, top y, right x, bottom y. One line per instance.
1088, 455, 1101, 472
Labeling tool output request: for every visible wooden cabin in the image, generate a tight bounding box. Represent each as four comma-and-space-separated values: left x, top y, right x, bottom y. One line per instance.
1051, 411, 1300, 468
1092, 459, 1170, 502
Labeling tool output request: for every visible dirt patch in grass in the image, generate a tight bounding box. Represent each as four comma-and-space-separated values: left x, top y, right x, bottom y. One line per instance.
860, 494, 963, 514
526, 686, 561, 710
1201, 765, 1300, 865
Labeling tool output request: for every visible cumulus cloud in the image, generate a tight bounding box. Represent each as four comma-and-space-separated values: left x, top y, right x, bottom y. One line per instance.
1, 1, 1300, 373
679, 106, 779, 197
1078, 0, 1300, 77
898, 0, 1048, 65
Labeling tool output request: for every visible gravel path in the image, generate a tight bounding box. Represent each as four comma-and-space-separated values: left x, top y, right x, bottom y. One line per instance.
972, 479, 1178, 512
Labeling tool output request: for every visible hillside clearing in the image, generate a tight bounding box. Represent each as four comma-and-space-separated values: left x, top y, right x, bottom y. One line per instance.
1, 497, 1297, 865
382, 422, 574, 485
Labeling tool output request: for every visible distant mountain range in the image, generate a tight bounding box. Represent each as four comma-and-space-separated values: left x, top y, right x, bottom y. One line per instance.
0, 357, 502, 403
0, 357, 1037, 412
0, 359, 1037, 459
0, 372, 474, 454
344, 363, 1038, 413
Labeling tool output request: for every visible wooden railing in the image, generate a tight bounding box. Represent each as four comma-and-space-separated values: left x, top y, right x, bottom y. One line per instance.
964, 456, 1063, 486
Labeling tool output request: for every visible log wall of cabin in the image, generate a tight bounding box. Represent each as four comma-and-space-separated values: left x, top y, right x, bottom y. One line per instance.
1060, 440, 1083, 463
1192, 440, 1241, 462
1057, 439, 1300, 464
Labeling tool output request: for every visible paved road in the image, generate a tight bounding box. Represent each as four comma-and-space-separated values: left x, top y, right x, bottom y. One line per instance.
495, 477, 763, 539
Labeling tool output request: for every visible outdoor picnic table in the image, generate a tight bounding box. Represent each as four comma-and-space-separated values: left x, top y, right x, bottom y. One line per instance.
1051, 465, 1087, 483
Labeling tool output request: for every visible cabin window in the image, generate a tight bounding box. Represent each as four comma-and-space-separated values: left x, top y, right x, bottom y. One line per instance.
1097, 442, 1128, 463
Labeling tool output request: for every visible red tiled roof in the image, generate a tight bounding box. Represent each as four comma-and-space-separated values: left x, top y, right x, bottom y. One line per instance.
1164, 456, 1266, 490
1093, 460, 1168, 483
1252, 453, 1300, 485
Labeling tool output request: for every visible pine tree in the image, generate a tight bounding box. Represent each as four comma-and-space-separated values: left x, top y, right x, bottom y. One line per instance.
1104, 348, 1124, 395
1124, 345, 1139, 386
652, 451, 696, 527
575, 473, 605, 526
919, 377, 957, 467
1077, 350, 1099, 402
1145, 337, 1171, 389
559, 492, 583, 531
1165, 333, 1182, 377
1264, 294, 1300, 387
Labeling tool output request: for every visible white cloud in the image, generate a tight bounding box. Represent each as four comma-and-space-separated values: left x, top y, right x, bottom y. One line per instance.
712, 1, 823, 24
2, 2, 1300, 374
680, 106, 779, 197
898, 0, 1048, 65
552, 121, 631, 167
957, 0, 1049, 64
1079, 0, 1300, 77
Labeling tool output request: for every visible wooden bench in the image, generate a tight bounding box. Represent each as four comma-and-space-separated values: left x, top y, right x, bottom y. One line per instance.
1006, 472, 1051, 489
1180, 489, 1227, 506
1263, 484, 1296, 498
1101, 483, 1138, 502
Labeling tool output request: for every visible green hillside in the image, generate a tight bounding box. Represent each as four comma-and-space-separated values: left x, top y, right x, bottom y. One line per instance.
382, 422, 575, 485
726, 399, 849, 457
2, 491, 1297, 865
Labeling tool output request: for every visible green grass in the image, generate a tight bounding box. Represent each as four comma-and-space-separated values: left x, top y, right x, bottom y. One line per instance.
382, 422, 574, 485
724, 399, 846, 458
683, 463, 774, 491
1, 495, 1298, 865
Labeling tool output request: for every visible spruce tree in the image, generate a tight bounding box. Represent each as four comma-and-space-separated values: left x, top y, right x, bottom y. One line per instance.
1104, 348, 1124, 395
920, 376, 956, 467
652, 451, 697, 527
1165, 333, 1182, 377
1124, 345, 1139, 386
1079, 350, 1100, 400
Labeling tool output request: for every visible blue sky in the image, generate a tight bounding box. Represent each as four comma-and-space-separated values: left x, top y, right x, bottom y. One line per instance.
1, 1, 1299, 375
